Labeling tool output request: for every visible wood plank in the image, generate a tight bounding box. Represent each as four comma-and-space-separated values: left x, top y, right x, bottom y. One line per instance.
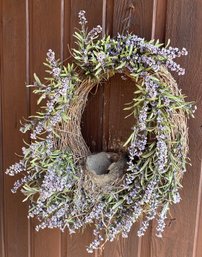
29, 1, 63, 257
1, 1, 29, 257
0, 1, 5, 256
1, 1, 202, 257
63, 1, 104, 257
68, 0, 105, 153
103, 225, 143, 257
151, 0, 167, 42
150, 1, 202, 256
81, 86, 104, 153
102, 74, 151, 257
195, 175, 202, 257
102, 74, 135, 152
103, 1, 155, 257
148, 1, 167, 257
112, 0, 154, 39
65, 228, 96, 257
32, 229, 61, 257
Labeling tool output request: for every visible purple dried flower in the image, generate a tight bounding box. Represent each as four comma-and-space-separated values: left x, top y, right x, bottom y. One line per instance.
47, 49, 55, 62
156, 215, 166, 237
87, 25, 102, 41
97, 52, 106, 64
6, 160, 25, 176
145, 78, 159, 99
78, 10, 87, 26
52, 67, 61, 77
11, 175, 32, 193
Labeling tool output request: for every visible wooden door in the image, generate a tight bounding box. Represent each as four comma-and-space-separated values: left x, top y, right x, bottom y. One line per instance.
1, 1, 202, 257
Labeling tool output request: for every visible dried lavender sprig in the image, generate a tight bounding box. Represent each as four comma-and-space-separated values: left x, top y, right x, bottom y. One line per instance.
86, 25, 102, 42
6, 160, 25, 176
5, 12, 195, 255
78, 10, 87, 29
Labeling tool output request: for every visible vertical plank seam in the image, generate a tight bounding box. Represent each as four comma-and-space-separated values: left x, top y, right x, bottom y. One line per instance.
151, 1, 168, 254
102, 0, 107, 36
61, 2, 73, 257
61, 2, 70, 256
106, 0, 114, 35
151, 0, 158, 39
25, 0, 30, 122
60, 1, 65, 257
162, 0, 167, 43
60, 0, 64, 60
96, 1, 108, 253
102, 0, 114, 152
99, 1, 109, 254
137, 236, 142, 257
28, 1, 35, 257
26, 1, 32, 257
192, 161, 202, 257
102, 0, 107, 152
164, 0, 171, 43
101, 0, 108, 154
0, 0, 6, 256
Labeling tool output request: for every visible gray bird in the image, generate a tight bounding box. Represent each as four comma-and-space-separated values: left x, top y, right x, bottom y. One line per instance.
86, 152, 127, 187
86, 152, 112, 175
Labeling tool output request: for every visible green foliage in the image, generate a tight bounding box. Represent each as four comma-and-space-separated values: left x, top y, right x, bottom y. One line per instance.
6, 10, 196, 253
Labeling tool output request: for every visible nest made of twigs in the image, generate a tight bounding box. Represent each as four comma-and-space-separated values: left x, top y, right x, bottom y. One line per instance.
54, 66, 188, 187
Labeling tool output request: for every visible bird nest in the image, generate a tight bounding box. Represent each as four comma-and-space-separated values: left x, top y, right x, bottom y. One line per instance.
54, 66, 188, 190
6, 10, 195, 254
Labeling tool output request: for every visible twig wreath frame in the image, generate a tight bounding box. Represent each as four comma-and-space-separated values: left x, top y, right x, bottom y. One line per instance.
6, 10, 196, 253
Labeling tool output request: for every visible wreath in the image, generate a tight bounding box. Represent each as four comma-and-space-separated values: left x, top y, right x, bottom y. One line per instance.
6, 10, 196, 253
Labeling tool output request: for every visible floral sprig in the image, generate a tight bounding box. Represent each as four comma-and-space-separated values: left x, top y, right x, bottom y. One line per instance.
6, 10, 196, 254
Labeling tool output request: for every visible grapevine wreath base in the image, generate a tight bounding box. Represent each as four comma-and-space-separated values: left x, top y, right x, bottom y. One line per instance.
6, 11, 196, 253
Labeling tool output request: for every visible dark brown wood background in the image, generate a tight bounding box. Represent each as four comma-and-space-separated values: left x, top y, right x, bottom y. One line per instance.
1, 1, 202, 257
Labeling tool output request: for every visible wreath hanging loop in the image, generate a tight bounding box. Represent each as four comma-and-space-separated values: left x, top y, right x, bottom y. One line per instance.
6, 10, 196, 253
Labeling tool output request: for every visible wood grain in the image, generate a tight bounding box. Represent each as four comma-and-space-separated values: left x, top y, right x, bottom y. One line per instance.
69, 0, 105, 152
1, 1, 202, 257
102, 74, 135, 151
102, 1, 155, 256
0, 1, 5, 256
1, 1, 29, 257
63, 1, 104, 257
103, 225, 144, 257
195, 181, 202, 257
29, 1, 62, 257
150, 1, 202, 257
112, 0, 154, 39
151, 0, 167, 42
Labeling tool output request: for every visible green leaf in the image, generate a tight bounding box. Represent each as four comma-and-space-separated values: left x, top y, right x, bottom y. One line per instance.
112, 199, 125, 210
93, 62, 102, 71
129, 45, 133, 56
165, 39, 171, 48
115, 61, 126, 70
61, 112, 69, 122
142, 149, 156, 159
52, 129, 60, 138
73, 49, 82, 55
95, 67, 102, 77
139, 158, 151, 172
149, 76, 159, 82
123, 132, 135, 147
34, 73, 42, 86
37, 94, 46, 105
74, 31, 84, 41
